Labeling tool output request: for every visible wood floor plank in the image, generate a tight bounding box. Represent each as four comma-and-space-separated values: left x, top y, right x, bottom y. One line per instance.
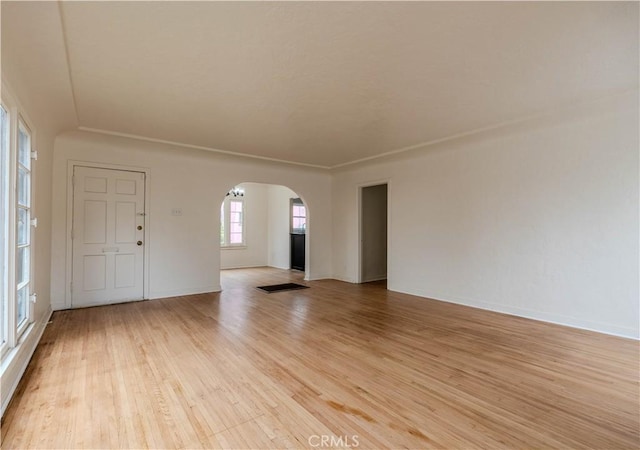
1, 267, 638, 449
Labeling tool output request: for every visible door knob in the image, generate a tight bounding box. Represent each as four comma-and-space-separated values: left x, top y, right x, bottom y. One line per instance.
137, 225, 143, 230
137, 241, 143, 246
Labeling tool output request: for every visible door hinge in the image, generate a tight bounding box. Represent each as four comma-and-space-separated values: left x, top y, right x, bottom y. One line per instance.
31, 150, 38, 160
30, 217, 38, 228
70, 228, 74, 240
70, 282, 73, 293
30, 293, 37, 304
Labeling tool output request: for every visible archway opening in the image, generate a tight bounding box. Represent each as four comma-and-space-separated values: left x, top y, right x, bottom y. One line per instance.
218, 182, 309, 285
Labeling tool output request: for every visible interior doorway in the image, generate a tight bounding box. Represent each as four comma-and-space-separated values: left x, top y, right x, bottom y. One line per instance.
360, 183, 388, 283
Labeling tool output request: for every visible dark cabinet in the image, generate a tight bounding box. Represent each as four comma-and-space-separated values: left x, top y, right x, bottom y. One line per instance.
290, 233, 305, 271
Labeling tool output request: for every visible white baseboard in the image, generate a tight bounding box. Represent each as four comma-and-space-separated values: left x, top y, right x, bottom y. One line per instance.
148, 285, 221, 300
221, 264, 269, 270
361, 275, 387, 283
331, 275, 358, 283
305, 273, 333, 281
53, 285, 224, 310
51, 300, 66, 311
389, 286, 639, 340
1, 307, 52, 416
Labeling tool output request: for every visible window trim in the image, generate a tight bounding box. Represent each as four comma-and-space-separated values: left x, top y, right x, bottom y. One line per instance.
3, 97, 18, 353
220, 196, 246, 248
0, 103, 10, 359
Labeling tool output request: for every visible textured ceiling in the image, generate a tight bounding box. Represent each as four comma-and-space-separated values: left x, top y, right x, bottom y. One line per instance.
5, 2, 639, 168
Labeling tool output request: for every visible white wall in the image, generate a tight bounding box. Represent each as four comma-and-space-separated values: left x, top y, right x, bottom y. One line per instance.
333, 91, 639, 338
267, 185, 297, 269
220, 182, 269, 269
51, 131, 333, 309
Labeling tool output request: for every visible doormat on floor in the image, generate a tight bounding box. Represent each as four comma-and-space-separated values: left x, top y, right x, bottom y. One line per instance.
256, 283, 309, 294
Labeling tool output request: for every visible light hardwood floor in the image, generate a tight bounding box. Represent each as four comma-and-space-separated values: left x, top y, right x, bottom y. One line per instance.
1, 268, 638, 449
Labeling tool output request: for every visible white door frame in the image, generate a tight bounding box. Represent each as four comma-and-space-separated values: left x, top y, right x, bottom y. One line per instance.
64, 160, 151, 309
357, 179, 391, 284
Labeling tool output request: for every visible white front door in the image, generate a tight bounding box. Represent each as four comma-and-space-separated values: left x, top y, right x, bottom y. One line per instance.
72, 166, 145, 308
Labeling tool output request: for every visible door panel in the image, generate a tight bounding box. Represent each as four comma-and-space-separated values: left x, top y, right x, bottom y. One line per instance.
72, 166, 145, 307
115, 254, 136, 288
82, 255, 106, 291
84, 176, 107, 193
115, 202, 136, 243
83, 200, 107, 243
116, 178, 136, 195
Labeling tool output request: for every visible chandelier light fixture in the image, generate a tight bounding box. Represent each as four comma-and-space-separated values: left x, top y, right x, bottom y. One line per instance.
226, 187, 245, 197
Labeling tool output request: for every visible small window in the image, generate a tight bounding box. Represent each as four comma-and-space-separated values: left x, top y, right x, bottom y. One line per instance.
291, 198, 306, 234
228, 200, 243, 244
220, 188, 245, 247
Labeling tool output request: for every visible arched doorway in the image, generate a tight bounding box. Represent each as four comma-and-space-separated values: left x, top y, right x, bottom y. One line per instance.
218, 182, 309, 281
